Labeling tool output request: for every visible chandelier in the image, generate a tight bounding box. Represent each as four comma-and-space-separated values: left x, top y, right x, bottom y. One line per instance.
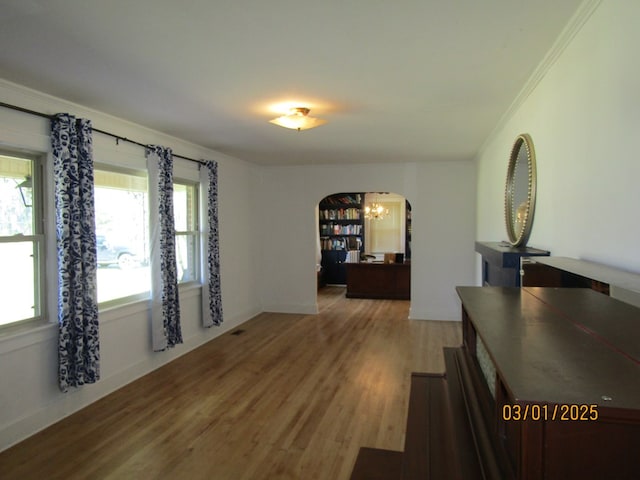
365, 202, 388, 220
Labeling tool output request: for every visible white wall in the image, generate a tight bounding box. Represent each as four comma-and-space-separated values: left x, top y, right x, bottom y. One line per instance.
255, 160, 477, 321
476, 0, 640, 276
0, 80, 261, 451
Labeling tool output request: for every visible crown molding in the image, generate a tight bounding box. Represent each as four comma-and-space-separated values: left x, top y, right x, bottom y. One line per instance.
477, 0, 603, 158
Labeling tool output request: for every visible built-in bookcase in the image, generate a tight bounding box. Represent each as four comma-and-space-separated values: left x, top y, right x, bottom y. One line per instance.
319, 193, 364, 284
405, 200, 412, 260
319, 193, 364, 252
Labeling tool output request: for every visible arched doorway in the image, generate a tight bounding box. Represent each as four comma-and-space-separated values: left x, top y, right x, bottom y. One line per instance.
316, 192, 411, 299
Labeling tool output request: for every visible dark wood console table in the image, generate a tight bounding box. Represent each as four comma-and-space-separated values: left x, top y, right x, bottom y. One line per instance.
345, 262, 410, 299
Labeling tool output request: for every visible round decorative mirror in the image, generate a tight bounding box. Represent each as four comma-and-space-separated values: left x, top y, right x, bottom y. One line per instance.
505, 133, 537, 246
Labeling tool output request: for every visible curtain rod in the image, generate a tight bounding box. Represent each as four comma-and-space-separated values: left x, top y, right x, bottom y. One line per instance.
0, 101, 206, 165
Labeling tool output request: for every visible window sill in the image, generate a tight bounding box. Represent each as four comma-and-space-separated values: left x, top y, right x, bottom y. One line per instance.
98, 282, 202, 324
178, 281, 202, 297
0, 319, 56, 355
0, 284, 203, 353
99, 295, 151, 324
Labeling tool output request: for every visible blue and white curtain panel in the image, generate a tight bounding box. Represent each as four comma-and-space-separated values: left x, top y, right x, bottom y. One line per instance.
200, 160, 223, 327
51, 113, 100, 392
146, 145, 182, 351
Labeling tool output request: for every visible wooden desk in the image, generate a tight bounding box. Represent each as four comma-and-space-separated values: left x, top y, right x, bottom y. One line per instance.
345, 262, 410, 299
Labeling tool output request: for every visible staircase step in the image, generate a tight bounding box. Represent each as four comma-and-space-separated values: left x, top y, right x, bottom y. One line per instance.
443, 347, 485, 478
401, 372, 459, 479
443, 347, 505, 480
351, 349, 505, 479
350, 447, 402, 480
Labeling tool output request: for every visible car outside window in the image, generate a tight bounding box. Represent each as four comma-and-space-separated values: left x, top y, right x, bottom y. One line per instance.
94, 166, 150, 306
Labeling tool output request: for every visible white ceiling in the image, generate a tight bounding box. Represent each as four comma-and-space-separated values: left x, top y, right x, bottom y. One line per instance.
0, 0, 584, 166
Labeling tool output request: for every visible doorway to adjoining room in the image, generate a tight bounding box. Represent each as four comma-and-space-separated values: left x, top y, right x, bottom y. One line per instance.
317, 192, 411, 299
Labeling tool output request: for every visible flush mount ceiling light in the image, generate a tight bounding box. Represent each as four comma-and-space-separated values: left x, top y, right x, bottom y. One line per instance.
269, 107, 326, 131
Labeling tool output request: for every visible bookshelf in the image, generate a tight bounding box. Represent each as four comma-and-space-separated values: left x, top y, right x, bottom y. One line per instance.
405, 200, 412, 260
319, 193, 364, 285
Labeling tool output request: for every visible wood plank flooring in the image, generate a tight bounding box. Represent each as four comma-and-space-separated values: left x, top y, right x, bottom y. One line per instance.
0, 287, 461, 480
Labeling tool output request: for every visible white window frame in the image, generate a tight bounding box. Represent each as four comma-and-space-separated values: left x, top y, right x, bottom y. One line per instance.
94, 163, 151, 310
174, 179, 200, 285
0, 149, 46, 329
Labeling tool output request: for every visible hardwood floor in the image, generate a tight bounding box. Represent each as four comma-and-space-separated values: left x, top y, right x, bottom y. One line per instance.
0, 287, 461, 480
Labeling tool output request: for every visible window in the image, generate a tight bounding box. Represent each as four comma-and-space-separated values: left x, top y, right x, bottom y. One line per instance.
94, 166, 150, 305
174, 181, 199, 283
0, 151, 44, 327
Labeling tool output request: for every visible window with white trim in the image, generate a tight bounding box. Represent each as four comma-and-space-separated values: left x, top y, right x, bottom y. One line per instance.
174, 181, 199, 283
94, 166, 150, 306
0, 151, 44, 327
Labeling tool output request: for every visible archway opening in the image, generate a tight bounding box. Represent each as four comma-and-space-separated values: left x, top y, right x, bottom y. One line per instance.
316, 192, 412, 299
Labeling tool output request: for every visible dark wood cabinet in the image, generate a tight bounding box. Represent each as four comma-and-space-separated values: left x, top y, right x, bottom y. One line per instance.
456, 286, 640, 479
320, 250, 347, 285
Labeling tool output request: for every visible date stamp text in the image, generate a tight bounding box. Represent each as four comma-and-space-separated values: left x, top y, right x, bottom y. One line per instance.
502, 404, 599, 421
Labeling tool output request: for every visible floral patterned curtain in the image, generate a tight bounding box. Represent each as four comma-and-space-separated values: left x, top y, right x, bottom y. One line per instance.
146, 145, 182, 351
201, 160, 223, 327
51, 113, 100, 392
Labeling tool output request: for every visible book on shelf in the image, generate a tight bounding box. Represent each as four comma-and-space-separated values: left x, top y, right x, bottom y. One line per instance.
320, 223, 362, 236
320, 236, 362, 251
320, 193, 362, 206
319, 207, 361, 220
345, 250, 360, 263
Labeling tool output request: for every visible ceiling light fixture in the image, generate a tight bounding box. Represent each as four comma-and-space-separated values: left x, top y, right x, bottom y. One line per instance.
269, 107, 326, 131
